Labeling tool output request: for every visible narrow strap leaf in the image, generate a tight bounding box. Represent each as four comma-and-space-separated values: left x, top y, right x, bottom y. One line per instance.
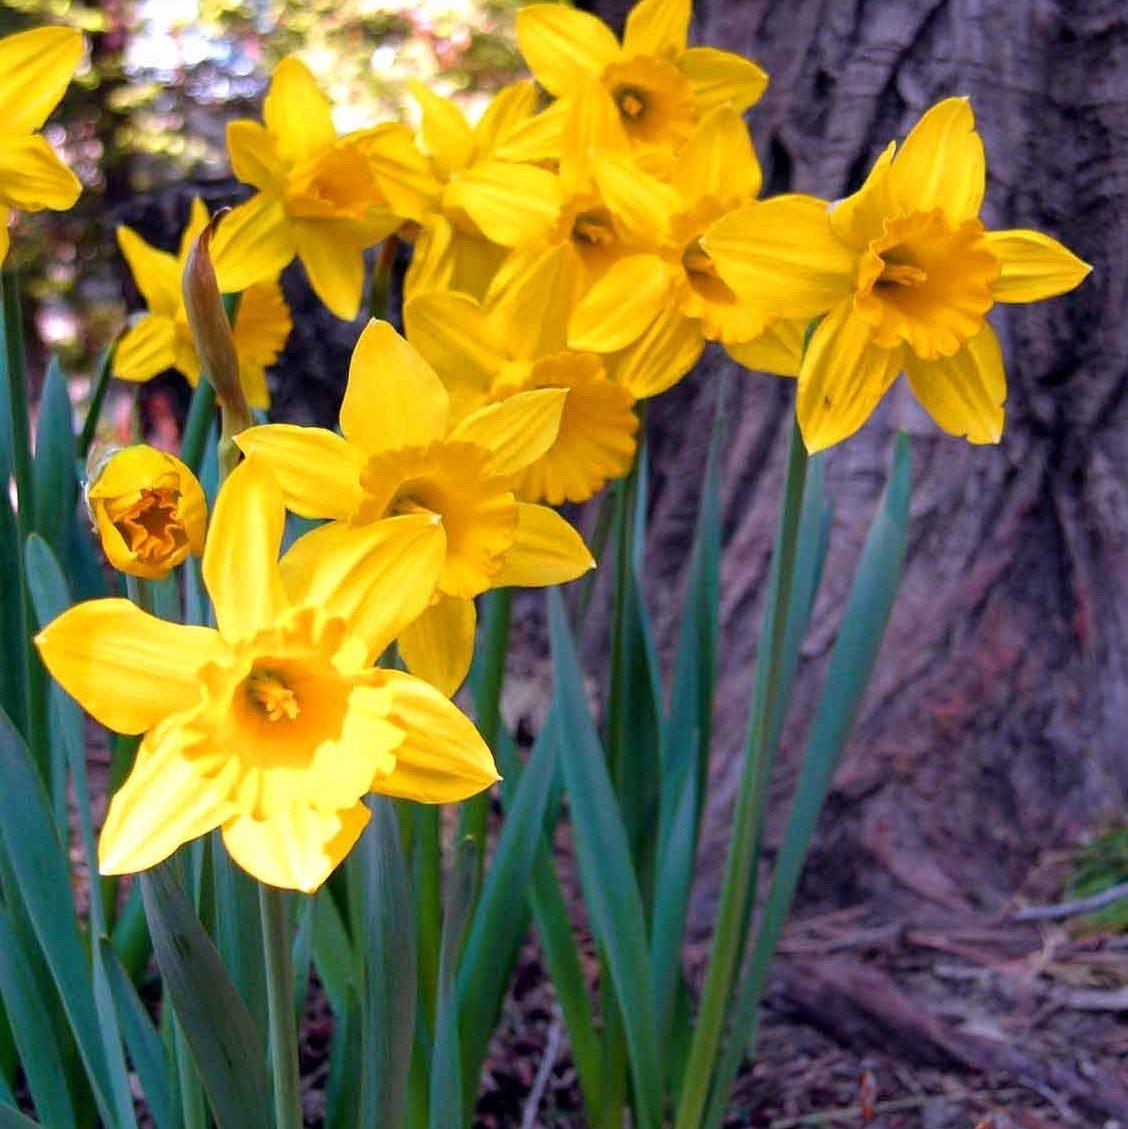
140, 864, 271, 1129
548, 589, 663, 1129
703, 433, 911, 1128
429, 837, 479, 1129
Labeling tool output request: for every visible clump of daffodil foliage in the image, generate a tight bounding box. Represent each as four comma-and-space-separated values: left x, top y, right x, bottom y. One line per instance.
0, 4, 1089, 1129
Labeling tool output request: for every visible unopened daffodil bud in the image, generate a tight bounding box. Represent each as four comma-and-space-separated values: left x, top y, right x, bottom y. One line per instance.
182, 212, 252, 478
86, 444, 207, 579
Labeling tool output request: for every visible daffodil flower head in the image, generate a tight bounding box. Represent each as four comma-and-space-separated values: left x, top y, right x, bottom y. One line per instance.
401, 80, 562, 303
219, 56, 439, 319
237, 320, 595, 696
114, 198, 291, 409
85, 444, 207, 580
703, 97, 1092, 452
405, 247, 640, 507
0, 25, 84, 261
516, 0, 767, 153
36, 457, 497, 892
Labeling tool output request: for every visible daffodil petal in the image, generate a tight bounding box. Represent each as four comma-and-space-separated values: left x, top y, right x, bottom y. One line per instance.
203, 457, 289, 641
516, 4, 621, 99
450, 388, 567, 476
234, 424, 366, 520
35, 600, 220, 734
280, 516, 447, 660
704, 195, 855, 320
672, 105, 761, 204
590, 150, 680, 244
113, 315, 177, 384
340, 320, 449, 454
443, 161, 562, 248
797, 300, 904, 453
0, 134, 80, 211
100, 716, 235, 875
116, 226, 181, 315
888, 97, 984, 224
409, 79, 476, 175
403, 292, 504, 417
605, 306, 704, 399
373, 669, 499, 803
828, 142, 896, 251
292, 220, 366, 321
486, 242, 582, 360
623, 0, 690, 57
983, 229, 1091, 303
403, 215, 456, 301
226, 119, 287, 192
264, 55, 337, 164
210, 193, 295, 293
559, 82, 630, 194
473, 80, 539, 156
679, 46, 768, 114
396, 596, 476, 697
903, 323, 1005, 444
567, 254, 673, 352
0, 26, 83, 134
725, 319, 804, 378
492, 98, 569, 165
494, 503, 594, 588
222, 802, 369, 893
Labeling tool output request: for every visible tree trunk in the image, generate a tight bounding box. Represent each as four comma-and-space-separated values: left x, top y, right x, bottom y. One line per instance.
587, 0, 1127, 923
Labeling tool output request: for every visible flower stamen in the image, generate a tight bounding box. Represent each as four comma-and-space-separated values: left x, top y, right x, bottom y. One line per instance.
246, 669, 300, 722
615, 86, 647, 120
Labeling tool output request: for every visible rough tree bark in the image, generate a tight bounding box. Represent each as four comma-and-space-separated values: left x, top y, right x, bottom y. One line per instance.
584, 0, 1127, 924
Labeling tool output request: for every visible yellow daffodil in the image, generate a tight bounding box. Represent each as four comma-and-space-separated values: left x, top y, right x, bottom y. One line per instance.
406, 244, 639, 506
85, 445, 207, 579
0, 26, 84, 261
36, 456, 497, 893
219, 55, 438, 319
237, 320, 594, 696
403, 80, 561, 301
516, 0, 766, 154
495, 85, 694, 375
566, 104, 804, 386
703, 98, 1092, 451
114, 198, 291, 410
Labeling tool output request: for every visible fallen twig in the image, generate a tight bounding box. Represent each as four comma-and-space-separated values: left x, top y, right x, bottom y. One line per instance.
519, 1015, 563, 1129
1012, 882, 1128, 923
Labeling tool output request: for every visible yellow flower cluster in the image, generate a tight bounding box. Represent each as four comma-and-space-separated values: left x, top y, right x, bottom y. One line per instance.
10, 0, 1090, 894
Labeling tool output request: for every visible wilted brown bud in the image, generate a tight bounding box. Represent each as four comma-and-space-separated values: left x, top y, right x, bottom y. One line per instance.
182, 211, 252, 476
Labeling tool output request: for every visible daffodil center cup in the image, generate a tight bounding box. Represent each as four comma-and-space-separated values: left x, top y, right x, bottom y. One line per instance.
285, 144, 382, 221
615, 86, 648, 121
853, 209, 1001, 358
358, 442, 519, 600
111, 486, 188, 565
603, 56, 696, 147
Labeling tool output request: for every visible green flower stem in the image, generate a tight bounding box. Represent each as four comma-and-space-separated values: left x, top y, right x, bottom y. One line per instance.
369, 234, 400, 322
77, 343, 116, 460
179, 380, 216, 476
1, 271, 33, 534
674, 420, 808, 1129
259, 883, 303, 1129
460, 587, 512, 887
1, 271, 47, 775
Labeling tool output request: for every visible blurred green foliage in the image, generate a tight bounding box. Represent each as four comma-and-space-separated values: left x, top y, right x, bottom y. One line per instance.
1068, 825, 1128, 934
